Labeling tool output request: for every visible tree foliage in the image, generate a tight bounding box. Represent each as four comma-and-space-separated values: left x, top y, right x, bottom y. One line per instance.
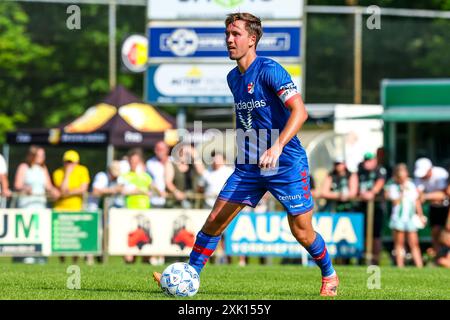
306, 0, 450, 103
1, 1, 450, 144
0, 2, 145, 143
0, 2, 51, 141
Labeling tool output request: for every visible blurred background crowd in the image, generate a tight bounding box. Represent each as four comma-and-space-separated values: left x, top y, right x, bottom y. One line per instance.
1, 142, 449, 268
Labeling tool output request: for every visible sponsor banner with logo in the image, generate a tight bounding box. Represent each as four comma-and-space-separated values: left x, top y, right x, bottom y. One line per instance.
0, 209, 52, 256
0, 210, 101, 256
148, 21, 301, 59
146, 63, 302, 105
224, 212, 364, 258
52, 211, 102, 255
108, 209, 210, 256
147, 0, 304, 20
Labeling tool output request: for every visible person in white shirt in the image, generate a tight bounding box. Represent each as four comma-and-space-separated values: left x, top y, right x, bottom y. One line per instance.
386, 163, 426, 268
0, 153, 11, 207
414, 158, 449, 255
194, 151, 234, 209
146, 141, 169, 208
90, 160, 124, 210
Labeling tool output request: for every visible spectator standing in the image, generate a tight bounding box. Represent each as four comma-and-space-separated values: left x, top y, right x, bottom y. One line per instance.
414, 158, 449, 256
193, 151, 234, 209
321, 159, 358, 264
53, 150, 90, 263
435, 183, 450, 267
435, 211, 450, 268
13, 146, 58, 264
386, 163, 426, 268
165, 144, 197, 208
146, 141, 169, 208
53, 150, 90, 211
118, 148, 154, 264
14, 146, 58, 209
90, 160, 124, 210
119, 148, 152, 210
356, 152, 387, 265
0, 152, 12, 207
321, 158, 358, 212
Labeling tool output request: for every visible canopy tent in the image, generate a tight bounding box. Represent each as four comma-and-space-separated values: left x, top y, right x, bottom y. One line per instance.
7, 86, 176, 147
62, 85, 176, 147
5, 85, 177, 167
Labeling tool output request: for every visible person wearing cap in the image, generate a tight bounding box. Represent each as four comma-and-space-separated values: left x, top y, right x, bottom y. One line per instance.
52, 150, 90, 264
356, 151, 387, 265
53, 150, 90, 211
414, 157, 449, 256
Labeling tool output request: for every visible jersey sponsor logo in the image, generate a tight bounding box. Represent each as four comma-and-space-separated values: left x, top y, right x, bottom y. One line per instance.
278, 194, 302, 201
234, 99, 266, 111
277, 82, 298, 104
235, 99, 267, 130
247, 82, 255, 94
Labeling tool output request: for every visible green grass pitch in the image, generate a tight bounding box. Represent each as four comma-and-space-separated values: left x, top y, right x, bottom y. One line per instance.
0, 257, 449, 300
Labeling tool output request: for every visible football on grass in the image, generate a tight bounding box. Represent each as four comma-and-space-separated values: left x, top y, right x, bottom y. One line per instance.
160, 262, 200, 297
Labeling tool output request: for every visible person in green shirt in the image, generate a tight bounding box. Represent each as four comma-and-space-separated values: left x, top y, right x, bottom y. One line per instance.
118, 148, 153, 264
118, 148, 152, 209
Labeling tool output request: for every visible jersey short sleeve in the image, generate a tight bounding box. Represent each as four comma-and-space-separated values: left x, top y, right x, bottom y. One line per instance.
262, 63, 299, 106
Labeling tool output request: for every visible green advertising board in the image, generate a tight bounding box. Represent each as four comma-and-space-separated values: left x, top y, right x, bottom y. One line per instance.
52, 211, 101, 254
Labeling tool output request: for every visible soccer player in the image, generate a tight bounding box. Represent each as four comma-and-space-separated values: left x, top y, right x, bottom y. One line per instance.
154, 12, 339, 296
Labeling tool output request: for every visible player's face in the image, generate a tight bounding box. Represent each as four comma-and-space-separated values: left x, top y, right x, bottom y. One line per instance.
225, 20, 256, 60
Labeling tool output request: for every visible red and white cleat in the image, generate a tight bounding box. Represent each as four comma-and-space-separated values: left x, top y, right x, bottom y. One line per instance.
320, 273, 339, 297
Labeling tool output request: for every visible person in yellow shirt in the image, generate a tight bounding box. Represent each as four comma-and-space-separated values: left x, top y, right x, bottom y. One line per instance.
53, 150, 90, 211
53, 150, 90, 263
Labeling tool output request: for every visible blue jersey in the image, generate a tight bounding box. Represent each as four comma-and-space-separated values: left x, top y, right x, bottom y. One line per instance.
227, 56, 308, 181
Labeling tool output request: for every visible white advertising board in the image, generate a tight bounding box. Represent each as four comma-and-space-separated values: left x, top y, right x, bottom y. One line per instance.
148, 0, 304, 20
108, 209, 210, 256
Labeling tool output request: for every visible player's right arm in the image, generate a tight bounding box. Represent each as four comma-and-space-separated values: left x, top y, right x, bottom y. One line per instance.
258, 63, 308, 169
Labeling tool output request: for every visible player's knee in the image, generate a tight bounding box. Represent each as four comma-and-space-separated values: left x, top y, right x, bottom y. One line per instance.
293, 230, 310, 246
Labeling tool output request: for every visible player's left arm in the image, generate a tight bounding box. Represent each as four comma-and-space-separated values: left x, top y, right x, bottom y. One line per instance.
259, 93, 307, 169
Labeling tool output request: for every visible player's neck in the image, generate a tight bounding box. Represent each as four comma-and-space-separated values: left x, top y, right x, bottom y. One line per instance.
237, 51, 257, 74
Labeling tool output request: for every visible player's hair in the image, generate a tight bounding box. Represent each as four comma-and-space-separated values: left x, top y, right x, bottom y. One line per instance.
225, 12, 263, 48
